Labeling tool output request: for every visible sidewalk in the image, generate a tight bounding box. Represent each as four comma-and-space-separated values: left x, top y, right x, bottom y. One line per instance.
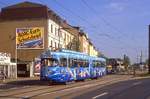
0, 76, 39, 84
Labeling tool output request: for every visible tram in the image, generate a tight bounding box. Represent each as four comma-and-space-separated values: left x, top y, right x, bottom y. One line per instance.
40, 49, 106, 83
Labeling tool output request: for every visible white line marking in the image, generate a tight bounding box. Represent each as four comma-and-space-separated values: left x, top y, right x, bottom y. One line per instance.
133, 82, 142, 86
92, 92, 108, 99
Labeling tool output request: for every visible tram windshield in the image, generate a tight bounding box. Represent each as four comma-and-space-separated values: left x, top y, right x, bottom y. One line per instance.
41, 58, 59, 67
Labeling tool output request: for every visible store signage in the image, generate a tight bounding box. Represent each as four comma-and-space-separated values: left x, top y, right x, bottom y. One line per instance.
16, 27, 44, 49
0, 52, 10, 64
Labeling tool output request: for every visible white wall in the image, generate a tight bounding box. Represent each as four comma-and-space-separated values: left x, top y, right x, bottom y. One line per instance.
47, 19, 74, 50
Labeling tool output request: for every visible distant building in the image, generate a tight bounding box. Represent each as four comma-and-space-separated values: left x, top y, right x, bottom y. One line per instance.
107, 58, 124, 72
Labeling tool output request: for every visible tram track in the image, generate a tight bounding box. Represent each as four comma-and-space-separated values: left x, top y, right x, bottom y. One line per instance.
30, 75, 132, 99
0, 75, 131, 99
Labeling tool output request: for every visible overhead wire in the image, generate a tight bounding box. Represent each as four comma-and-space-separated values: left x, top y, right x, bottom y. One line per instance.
80, 0, 139, 50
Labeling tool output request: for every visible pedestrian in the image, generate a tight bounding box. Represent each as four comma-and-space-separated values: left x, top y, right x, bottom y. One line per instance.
1, 71, 6, 82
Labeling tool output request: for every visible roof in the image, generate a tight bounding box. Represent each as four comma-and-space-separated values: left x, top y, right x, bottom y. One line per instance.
3, 1, 46, 9
0, 1, 48, 20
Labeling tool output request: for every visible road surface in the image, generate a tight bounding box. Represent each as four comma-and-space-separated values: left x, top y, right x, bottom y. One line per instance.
0, 75, 149, 99
73, 77, 150, 99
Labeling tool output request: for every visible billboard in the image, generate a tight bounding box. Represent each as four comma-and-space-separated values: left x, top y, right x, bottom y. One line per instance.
16, 27, 44, 49
34, 58, 41, 75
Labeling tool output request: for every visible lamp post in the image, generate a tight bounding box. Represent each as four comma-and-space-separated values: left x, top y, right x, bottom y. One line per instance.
148, 25, 150, 74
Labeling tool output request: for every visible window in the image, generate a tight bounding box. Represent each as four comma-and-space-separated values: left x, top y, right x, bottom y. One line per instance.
82, 61, 89, 67
58, 43, 59, 48
60, 58, 67, 67
67, 35, 69, 42
51, 24, 53, 33
65, 33, 66, 41
55, 27, 57, 36
58, 29, 61, 37
41, 58, 59, 67
51, 40, 53, 47
70, 36, 72, 41
55, 42, 57, 48
101, 61, 106, 67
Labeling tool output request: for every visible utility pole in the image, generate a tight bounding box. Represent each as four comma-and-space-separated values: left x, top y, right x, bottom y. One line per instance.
136, 55, 139, 64
140, 50, 143, 64
148, 25, 150, 74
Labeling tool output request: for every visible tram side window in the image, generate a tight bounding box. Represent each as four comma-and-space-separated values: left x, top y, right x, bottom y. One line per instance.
41, 58, 59, 66
82, 61, 89, 67
60, 58, 67, 67
96, 61, 101, 67
93, 61, 96, 67
93, 61, 100, 67
101, 61, 106, 67
77, 60, 83, 67
71, 59, 88, 67
68, 58, 73, 67
72, 59, 78, 67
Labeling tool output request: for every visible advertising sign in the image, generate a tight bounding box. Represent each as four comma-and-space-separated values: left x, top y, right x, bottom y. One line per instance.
34, 58, 41, 75
16, 27, 44, 49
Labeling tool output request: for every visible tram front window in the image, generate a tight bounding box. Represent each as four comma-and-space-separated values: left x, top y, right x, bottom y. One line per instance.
41, 58, 59, 67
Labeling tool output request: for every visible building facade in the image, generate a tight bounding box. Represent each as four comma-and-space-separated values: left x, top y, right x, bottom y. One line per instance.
0, 2, 79, 77
0, 1, 102, 78
79, 32, 89, 54
0, 52, 17, 80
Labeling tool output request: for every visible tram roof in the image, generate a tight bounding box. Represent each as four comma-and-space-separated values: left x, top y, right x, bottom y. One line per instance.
40, 49, 106, 61
51, 51, 89, 60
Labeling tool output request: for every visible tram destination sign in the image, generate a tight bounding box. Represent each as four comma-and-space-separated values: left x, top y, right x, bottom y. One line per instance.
16, 27, 44, 49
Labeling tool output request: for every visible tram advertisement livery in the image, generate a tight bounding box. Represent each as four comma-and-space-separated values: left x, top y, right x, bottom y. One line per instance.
40, 49, 106, 84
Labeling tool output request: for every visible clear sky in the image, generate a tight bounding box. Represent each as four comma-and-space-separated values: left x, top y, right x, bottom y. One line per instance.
0, 0, 149, 63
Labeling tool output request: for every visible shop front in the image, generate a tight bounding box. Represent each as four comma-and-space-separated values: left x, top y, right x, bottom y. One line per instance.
0, 52, 17, 80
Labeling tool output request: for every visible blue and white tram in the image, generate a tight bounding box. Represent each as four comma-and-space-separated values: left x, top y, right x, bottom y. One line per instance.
40, 49, 106, 83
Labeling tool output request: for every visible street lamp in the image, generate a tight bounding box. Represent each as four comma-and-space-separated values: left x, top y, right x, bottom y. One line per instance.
148, 25, 150, 74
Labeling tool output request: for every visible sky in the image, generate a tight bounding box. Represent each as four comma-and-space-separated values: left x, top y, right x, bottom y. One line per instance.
0, 0, 149, 63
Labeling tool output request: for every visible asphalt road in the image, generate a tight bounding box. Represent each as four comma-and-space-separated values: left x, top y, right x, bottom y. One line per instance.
0, 75, 149, 99
73, 77, 150, 99
0, 75, 132, 99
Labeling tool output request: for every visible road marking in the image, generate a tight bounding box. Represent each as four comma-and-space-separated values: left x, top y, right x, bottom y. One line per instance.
92, 92, 108, 99
40, 84, 95, 96
133, 82, 142, 86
